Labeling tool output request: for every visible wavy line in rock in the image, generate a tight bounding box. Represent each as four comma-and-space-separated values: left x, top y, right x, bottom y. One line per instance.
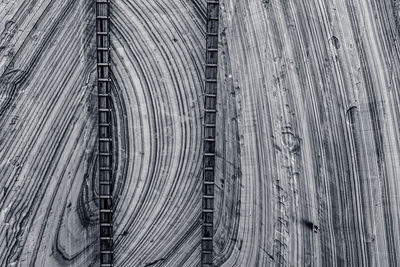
108, 0, 204, 266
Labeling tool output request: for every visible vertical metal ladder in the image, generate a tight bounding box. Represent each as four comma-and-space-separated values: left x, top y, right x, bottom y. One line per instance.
96, 0, 113, 266
202, 1, 220, 266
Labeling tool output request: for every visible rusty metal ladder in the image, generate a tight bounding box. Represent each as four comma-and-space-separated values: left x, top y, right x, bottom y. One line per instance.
96, 0, 113, 266
202, 1, 220, 266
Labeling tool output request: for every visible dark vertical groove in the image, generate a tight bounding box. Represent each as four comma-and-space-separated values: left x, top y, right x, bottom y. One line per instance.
202, 1, 220, 266
96, 0, 113, 266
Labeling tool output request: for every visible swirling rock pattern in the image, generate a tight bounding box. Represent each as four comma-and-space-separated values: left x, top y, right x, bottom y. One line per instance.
0, 0, 98, 266
2, 0, 400, 266
109, 0, 204, 266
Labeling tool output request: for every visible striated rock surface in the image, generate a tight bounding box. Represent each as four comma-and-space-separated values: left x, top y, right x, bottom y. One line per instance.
109, 0, 204, 266
214, 0, 400, 266
1, 0, 400, 266
0, 0, 98, 266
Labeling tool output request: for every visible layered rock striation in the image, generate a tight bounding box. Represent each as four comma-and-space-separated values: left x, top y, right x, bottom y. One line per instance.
1, 0, 400, 266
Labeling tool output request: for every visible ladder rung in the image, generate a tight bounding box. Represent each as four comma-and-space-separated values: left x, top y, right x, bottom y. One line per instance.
203, 138, 215, 141
100, 180, 111, 184
206, 48, 218, 52
99, 195, 112, 198
202, 237, 213, 241
203, 209, 213, 213
203, 195, 214, 199
99, 137, 112, 142
96, 0, 109, 2
205, 79, 217, 83
99, 123, 111, 126
203, 223, 213, 226
100, 209, 112, 213
97, 16, 109, 19
208, 17, 219, 21
101, 223, 112, 226
100, 237, 112, 240
205, 109, 217, 113
97, 32, 108, 35
99, 78, 111, 82
101, 251, 113, 254
97, 47, 110, 51
99, 153, 112, 157
99, 93, 110, 97
204, 123, 216, 127
204, 93, 217, 97
207, 1, 219, 3
205, 63, 218, 67
204, 153, 215, 157
99, 108, 112, 112
204, 181, 215, 185
98, 63, 110, 66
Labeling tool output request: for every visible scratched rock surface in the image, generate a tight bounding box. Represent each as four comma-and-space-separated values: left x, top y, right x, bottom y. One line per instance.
0, 0, 98, 266
110, 0, 204, 266
0, 0, 206, 265
2, 0, 400, 266
214, 0, 400, 266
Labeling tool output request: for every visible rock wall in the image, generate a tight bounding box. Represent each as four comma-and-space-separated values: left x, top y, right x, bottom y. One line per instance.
1, 0, 400, 266
0, 0, 98, 266
215, 0, 400, 266
110, 0, 204, 266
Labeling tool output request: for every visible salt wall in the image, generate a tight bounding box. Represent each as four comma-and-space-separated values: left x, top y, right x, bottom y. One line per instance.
1, 0, 400, 266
